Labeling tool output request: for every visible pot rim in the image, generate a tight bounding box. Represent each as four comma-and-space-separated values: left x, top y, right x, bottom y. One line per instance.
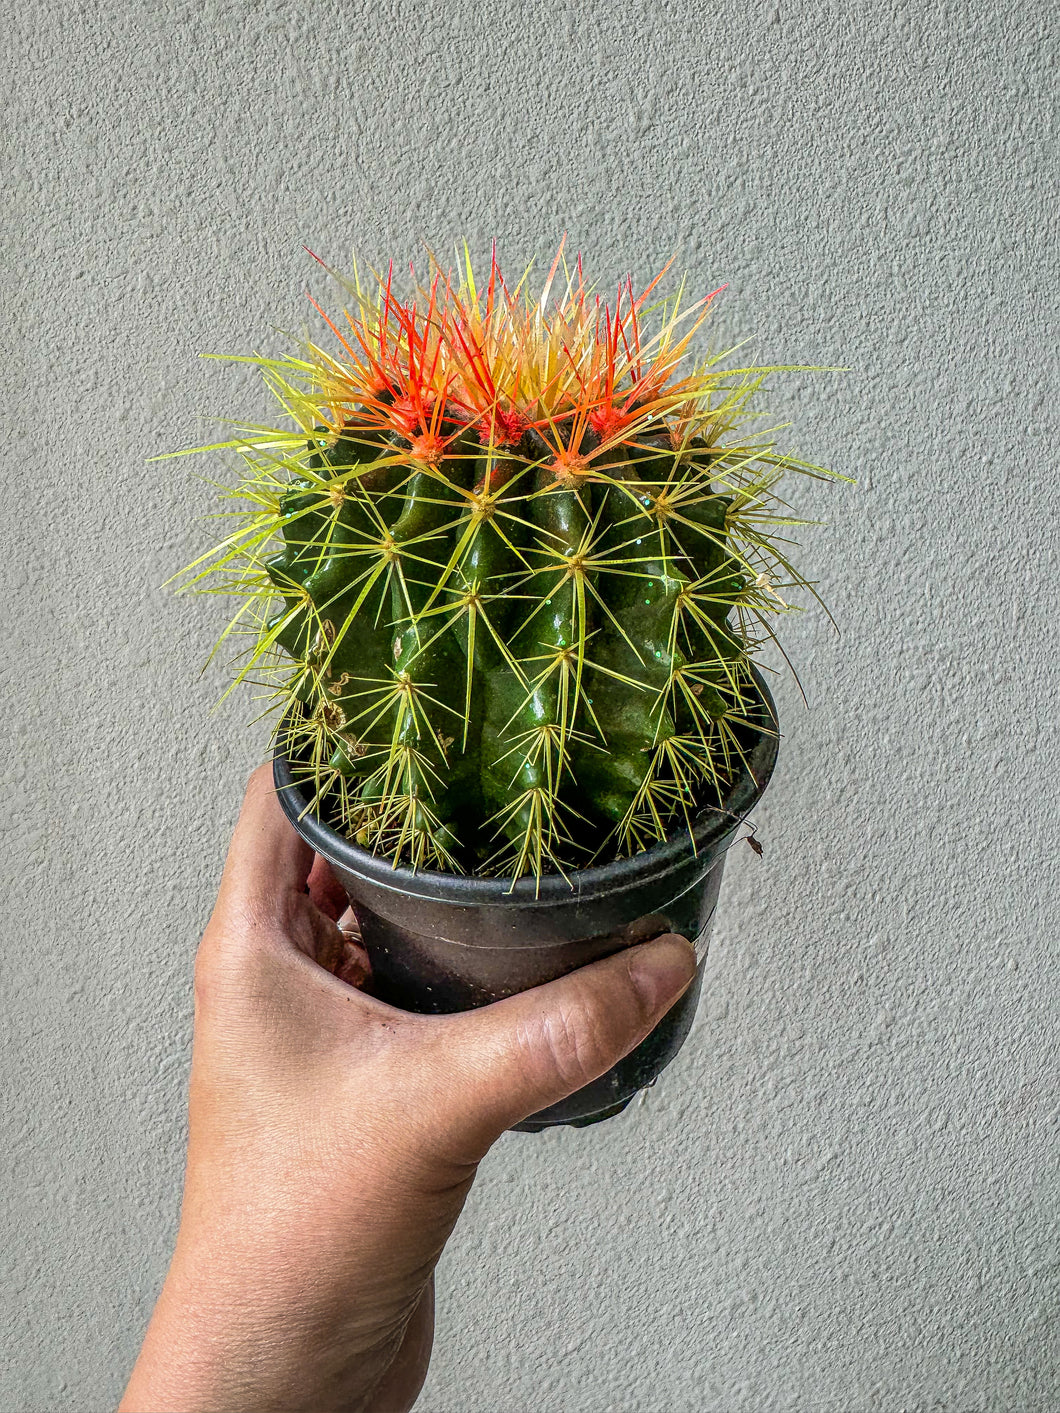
273, 670, 779, 906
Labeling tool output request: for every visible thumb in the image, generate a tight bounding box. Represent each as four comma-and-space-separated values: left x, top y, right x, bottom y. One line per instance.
439, 934, 697, 1146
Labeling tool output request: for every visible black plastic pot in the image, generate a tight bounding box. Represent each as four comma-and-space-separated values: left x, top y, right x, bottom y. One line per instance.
273, 676, 778, 1131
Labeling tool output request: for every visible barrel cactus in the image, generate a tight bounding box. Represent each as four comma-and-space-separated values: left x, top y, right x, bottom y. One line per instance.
178, 245, 837, 880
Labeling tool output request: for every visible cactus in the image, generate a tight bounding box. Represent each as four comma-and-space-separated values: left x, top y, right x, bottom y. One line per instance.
178, 245, 838, 880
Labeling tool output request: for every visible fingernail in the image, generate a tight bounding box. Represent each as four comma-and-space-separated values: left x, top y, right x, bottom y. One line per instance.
628, 934, 697, 1015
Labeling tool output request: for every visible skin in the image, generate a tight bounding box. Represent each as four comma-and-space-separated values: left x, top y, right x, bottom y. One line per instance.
119, 765, 697, 1413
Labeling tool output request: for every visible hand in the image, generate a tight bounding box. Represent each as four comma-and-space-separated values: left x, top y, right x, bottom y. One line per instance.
120, 765, 697, 1413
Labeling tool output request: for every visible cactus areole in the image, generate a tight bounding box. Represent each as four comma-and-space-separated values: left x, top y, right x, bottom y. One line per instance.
181, 246, 836, 889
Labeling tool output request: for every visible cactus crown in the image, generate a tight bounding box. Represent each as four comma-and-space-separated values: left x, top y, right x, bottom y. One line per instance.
177, 245, 838, 882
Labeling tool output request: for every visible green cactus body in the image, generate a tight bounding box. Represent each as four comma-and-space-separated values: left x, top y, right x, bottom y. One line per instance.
184, 249, 838, 880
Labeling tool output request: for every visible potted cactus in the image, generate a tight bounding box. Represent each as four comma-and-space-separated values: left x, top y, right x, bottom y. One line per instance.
177, 244, 838, 1129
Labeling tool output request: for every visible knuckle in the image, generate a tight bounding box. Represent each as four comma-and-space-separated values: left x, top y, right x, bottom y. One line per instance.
192, 949, 221, 1013
193, 921, 252, 1010
540, 1002, 610, 1091
192, 932, 229, 1009
247, 761, 274, 793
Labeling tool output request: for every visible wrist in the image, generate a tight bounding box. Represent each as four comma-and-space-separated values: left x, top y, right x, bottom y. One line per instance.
120, 1220, 400, 1413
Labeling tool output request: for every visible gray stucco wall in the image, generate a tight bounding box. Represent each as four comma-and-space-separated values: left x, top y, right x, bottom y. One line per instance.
3, 1, 1057, 1409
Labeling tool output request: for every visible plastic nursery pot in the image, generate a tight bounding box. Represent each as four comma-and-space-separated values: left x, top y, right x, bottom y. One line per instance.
273, 676, 778, 1133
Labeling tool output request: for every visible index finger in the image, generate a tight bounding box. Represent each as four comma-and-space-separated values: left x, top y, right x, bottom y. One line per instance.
214, 763, 315, 925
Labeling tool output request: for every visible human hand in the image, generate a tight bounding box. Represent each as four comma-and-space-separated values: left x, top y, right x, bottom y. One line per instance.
119, 765, 697, 1413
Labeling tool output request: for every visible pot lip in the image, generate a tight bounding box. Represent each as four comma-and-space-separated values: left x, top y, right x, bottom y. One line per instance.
273, 670, 779, 906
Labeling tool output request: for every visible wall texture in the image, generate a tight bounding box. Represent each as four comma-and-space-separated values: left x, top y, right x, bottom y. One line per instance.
3, 1, 1057, 1409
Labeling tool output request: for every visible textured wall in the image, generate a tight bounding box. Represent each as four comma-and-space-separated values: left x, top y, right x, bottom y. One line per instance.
3, 0, 1057, 1408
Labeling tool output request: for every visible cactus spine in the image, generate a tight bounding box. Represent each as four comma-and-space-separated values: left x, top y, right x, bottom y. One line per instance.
180, 246, 835, 880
